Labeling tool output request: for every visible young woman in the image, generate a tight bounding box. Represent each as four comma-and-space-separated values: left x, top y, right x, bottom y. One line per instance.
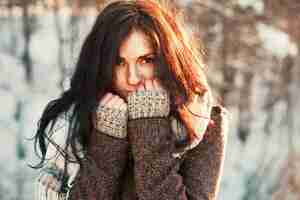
31, 0, 229, 200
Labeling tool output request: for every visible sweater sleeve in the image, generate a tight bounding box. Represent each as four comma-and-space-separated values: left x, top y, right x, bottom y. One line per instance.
67, 103, 129, 200
128, 105, 229, 200
68, 128, 129, 200
179, 105, 229, 200
127, 117, 188, 200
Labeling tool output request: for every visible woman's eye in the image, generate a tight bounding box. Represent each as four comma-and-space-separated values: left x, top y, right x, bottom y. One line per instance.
141, 57, 155, 65
116, 58, 126, 66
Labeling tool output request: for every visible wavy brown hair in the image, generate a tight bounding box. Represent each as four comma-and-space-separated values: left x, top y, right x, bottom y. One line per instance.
30, 0, 212, 196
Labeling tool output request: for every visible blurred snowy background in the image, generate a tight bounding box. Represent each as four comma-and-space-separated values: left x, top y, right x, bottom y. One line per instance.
0, 0, 299, 199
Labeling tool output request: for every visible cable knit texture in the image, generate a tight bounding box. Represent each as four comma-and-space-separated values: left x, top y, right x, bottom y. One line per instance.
127, 90, 170, 119
95, 105, 128, 138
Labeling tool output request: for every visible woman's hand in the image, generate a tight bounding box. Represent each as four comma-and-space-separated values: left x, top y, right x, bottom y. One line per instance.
127, 78, 170, 119
95, 92, 128, 138
99, 92, 127, 111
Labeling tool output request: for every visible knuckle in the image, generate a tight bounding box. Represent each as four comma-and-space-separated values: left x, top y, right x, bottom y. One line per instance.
103, 93, 112, 98
119, 98, 125, 104
122, 104, 127, 110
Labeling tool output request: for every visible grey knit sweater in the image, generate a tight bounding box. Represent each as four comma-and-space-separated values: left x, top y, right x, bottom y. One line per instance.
67, 105, 228, 200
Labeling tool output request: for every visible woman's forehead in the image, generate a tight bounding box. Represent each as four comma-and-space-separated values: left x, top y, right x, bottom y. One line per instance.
119, 30, 155, 60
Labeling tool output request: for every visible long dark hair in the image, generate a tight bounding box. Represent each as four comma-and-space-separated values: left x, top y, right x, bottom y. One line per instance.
30, 0, 211, 193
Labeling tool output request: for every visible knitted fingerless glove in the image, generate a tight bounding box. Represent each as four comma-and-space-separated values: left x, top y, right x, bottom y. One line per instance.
94, 104, 128, 139
127, 90, 170, 119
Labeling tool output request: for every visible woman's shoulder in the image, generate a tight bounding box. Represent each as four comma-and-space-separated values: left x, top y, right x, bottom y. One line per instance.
170, 104, 230, 158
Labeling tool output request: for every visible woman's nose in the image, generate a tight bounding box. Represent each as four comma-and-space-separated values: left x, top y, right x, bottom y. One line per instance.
128, 64, 142, 85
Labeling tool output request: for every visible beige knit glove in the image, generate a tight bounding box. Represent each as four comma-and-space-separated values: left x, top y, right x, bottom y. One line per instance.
94, 93, 128, 139
127, 90, 170, 120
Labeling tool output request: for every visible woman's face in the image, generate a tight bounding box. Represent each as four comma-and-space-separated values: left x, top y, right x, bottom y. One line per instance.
112, 29, 157, 99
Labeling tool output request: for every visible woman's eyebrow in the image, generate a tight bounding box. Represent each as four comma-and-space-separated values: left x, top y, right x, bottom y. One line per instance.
139, 52, 155, 59
119, 52, 155, 60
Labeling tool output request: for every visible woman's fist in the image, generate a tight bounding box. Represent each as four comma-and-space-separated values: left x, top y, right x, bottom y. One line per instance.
95, 93, 128, 138
127, 78, 170, 119
99, 93, 127, 111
